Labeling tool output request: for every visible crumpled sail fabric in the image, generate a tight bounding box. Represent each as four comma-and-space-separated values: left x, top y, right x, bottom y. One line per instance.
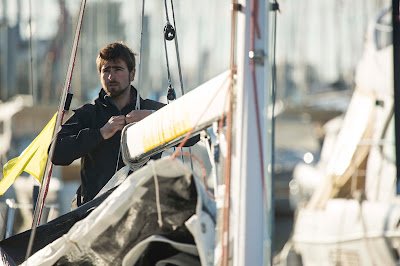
2, 157, 216, 266
0, 188, 115, 265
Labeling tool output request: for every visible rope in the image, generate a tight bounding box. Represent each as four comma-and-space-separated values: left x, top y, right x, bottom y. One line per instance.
115, 145, 122, 174
249, 0, 267, 211
168, 0, 195, 170
136, 0, 146, 111
28, 0, 35, 104
162, 0, 173, 91
174, 152, 215, 199
221, 76, 233, 266
163, 36, 173, 90
25, 0, 87, 260
125, 0, 146, 172
150, 160, 163, 227
221, 0, 268, 263
161, 0, 195, 169
220, 0, 238, 263
170, 0, 184, 96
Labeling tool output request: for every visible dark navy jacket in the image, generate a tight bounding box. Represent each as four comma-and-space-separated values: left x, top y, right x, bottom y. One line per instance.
52, 86, 165, 205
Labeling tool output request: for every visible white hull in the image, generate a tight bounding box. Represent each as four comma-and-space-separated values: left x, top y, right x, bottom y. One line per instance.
293, 199, 400, 266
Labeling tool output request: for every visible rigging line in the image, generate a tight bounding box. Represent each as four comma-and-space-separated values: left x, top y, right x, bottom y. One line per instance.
162, 1, 173, 89
170, 0, 184, 96
167, 0, 193, 170
249, 0, 267, 208
168, 0, 195, 171
118, 1, 145, 172
28, 0, 35, 104
114, 145, 122, 174
150, 160, 163, 227
163, 0, 170, 22
221, 0, 238, 264
163, 0, 180, 99
252, 0, 261, 38
163, 0, 185, 164
25, 0, 87, 260
218, 66, 235, 266
136, 0, 146, 111
163, 36, 173, 88
162, 0, 173, 90
174, 152, 215, 199
221, 74, 233, 266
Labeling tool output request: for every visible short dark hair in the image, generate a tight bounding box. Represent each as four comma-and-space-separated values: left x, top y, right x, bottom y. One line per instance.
96, 42, 136, 73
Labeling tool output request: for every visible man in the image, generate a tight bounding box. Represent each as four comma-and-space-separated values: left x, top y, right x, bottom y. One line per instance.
52, 42, 171, 208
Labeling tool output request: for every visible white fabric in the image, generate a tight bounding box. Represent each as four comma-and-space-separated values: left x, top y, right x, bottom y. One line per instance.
122, 235, 199, 266
23, 158, 216, 266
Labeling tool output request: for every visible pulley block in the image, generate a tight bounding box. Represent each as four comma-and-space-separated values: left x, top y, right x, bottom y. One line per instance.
164, 22, 176, 41
167, 85, 176, 101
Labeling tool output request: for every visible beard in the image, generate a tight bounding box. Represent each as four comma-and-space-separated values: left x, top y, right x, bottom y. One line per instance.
106, 83, 130, 98
102, 72, 132, 98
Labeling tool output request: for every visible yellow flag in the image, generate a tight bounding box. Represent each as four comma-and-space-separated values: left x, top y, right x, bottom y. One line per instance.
0, 113, 57, 195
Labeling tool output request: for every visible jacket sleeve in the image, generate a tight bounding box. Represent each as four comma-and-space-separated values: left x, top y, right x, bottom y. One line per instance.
51, 107, 104, 165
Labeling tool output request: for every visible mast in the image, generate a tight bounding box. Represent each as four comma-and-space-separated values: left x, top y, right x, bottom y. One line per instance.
230, 0, 271, 265
393, 0, 400, 194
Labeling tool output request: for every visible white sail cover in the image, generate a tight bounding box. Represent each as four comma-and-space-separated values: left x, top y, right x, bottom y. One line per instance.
22, 158, 216, 266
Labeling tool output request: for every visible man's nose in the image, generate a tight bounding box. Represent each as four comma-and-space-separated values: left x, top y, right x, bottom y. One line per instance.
108, 70, 116, 80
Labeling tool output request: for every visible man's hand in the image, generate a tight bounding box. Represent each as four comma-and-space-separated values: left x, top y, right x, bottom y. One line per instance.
125, 110, 152, 124
100, 110, 153, 140
100, 115, 127, 140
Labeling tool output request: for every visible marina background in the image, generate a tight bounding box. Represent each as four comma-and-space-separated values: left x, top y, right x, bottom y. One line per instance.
0, 0, 392, 256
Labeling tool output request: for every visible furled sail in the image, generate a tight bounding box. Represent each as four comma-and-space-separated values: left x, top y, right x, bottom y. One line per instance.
121, 70, 230, 165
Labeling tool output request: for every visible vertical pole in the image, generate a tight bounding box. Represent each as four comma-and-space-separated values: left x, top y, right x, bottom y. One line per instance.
231, 0, 271, 265
267, 1, 278, 261
393, 1, 400, 194
0, 0, 8, 101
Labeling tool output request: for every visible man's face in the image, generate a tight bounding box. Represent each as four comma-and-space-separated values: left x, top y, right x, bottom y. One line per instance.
100, 58, 135, 98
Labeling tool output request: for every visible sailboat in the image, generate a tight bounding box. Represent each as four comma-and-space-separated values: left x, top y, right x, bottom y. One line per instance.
0, 0, 272, 265
277, 6, 400, 266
